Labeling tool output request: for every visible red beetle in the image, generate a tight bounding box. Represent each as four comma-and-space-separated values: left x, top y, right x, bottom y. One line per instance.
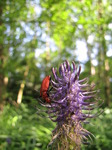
40, 75, 51, 103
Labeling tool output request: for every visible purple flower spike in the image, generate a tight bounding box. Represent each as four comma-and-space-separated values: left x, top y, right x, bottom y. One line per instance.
43, 61, 101, 149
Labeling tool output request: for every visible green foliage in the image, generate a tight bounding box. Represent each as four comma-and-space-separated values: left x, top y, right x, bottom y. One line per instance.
0, 104, 55, 150
0, 0, 112, 149
81, 108, 112, 150
1, 105, 112, 150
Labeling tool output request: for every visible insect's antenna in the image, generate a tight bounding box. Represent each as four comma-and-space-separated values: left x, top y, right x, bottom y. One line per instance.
34, 88, 40, 94
34, 88, 39, 92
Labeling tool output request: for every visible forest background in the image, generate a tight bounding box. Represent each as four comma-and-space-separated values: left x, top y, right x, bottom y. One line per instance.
0, 0, 112, 149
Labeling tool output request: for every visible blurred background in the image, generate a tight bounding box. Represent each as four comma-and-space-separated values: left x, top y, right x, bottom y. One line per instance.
0, 0, 112, 149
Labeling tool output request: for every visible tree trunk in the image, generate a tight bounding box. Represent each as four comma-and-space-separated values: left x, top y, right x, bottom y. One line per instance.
102, 35, 110, 107
83, 31, 94, 76
97, 0, 111, 106
0, 4, 5, 110
17, 67, 29, 104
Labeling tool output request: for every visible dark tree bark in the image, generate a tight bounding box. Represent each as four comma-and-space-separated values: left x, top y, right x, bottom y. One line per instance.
0, 3, 5, 110
97, 0, 111, 107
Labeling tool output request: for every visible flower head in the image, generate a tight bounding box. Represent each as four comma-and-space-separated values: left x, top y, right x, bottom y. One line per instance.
40, 60, 101, 149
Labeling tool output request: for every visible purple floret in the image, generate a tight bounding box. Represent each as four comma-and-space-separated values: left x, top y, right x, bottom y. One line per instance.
41, 60, 102, 149
49, 61, 96, 122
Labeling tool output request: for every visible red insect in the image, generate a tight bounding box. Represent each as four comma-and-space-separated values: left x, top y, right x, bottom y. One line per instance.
40, 75, 51, 103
